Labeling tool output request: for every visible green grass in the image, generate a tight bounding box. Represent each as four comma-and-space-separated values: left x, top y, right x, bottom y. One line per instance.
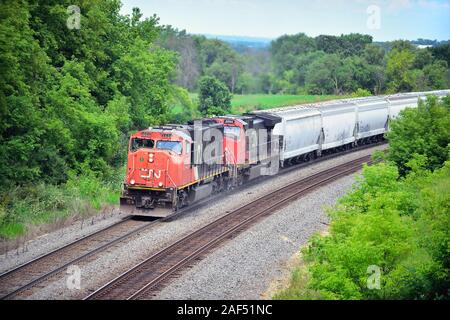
0, 170, 123, 240
230, 94, 345, 114
170, 94, 346, 117
273, 268, 318, 300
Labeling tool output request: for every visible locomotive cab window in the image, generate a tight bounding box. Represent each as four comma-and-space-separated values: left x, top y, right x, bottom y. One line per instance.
131, 138, 154, 152
224, 126, 241, 138
156, 141, 182, 155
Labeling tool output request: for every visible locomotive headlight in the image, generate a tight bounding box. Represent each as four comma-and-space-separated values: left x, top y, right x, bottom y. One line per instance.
130, 179, 136, 185
158, 182, 163, 187
149, 159, 154, 163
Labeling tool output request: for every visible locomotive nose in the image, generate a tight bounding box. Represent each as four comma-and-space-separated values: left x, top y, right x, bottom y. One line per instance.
127, 150, 168, 188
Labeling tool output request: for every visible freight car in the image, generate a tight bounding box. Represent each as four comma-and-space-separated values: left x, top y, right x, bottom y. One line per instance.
120, 90, 450, 217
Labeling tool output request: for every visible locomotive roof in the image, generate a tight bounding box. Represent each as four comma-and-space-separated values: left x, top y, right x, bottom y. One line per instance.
217, 114, 282, 128
254, 90, 450, 116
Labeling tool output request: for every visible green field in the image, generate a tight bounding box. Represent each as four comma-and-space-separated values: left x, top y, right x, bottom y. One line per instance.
230, 94, 345, 113
172, 94, 346, 117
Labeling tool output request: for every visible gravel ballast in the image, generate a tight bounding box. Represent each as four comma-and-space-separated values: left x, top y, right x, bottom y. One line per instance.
154, 175, 356, 300
0, 208, 126, 275
3, 145, 384, 299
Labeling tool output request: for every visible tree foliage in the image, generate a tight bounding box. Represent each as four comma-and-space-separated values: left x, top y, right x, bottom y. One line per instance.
387, 96, 450, 175
265, 34, 449, 95
157, 29, 244, 93
198, 76, 232, 116
0, 0, 177, 187
156, 29, 449, 96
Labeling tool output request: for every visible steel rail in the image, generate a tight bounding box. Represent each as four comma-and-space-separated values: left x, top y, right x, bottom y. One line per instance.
167, 141, 386, 220
0, 217, 159, 300
85, 155, 371, 300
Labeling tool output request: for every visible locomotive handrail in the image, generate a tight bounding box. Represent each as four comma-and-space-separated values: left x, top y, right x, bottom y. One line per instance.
165, 159, 176, 188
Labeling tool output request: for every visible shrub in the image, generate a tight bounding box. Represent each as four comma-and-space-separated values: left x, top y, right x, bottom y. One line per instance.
351, 88, 372, 97
198, 76, 232, 116
276, 162, 450, 300
387, 95, 450, 176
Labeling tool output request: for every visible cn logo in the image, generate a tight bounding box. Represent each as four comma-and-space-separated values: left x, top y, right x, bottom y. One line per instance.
140, 169, 162, 179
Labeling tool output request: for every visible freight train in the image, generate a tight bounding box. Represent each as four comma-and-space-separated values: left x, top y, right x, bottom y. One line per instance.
120, 90, 450, 217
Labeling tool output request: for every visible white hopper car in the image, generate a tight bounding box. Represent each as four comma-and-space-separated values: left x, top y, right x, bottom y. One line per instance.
252, 90, 450, 165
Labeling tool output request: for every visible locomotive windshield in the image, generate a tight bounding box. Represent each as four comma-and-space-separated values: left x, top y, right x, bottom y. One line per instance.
224, 126, 241, 138
130, 138, 154, 152
156, 141, 182, 155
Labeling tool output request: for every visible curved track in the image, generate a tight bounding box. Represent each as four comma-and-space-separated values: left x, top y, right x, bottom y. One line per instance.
86, 155, 372, 300
167, 141, 386, 221
0, 216, 159, 299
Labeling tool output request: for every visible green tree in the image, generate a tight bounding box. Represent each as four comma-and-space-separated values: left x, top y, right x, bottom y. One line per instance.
271, 33, 316, 77
386, 48, 417, 92
363, 44, 385, 65
195, 37, 243, 93
198, 76, 232, 116
387, 96, 450, 175
0, 0, 177, 186
431, 44, 450, 66
423, 60, 450, 89
305, 54, 358, 94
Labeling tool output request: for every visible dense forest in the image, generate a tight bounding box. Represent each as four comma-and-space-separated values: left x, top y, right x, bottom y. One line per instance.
0, 1, 181, 237
159, 28, 450, 96
0, 0, 449, 239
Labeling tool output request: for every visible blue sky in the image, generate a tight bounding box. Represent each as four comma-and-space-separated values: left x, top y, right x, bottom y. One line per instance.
120, 0, 450, 41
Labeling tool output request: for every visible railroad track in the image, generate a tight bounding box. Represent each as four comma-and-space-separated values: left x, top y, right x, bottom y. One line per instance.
86, 155, 372, 300
0, 216, 159, 299
167, 141, 386, 221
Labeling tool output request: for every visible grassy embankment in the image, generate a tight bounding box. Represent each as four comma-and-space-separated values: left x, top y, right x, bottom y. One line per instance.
0, 171, 122, 241
274, 161, 449, 300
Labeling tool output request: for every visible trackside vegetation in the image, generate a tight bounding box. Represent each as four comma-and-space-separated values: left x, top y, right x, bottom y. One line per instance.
274, 96, 450, 300
0, 1, 176, 239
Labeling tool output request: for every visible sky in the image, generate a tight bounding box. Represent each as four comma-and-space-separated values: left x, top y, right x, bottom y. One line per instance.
120, 0, 450, 41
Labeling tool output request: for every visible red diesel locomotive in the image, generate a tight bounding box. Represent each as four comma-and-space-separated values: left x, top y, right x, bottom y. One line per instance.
120, 114, 281, 217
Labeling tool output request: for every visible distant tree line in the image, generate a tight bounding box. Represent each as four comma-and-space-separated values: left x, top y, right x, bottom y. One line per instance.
159, 30, 450, 96
158, 26, 243, 93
